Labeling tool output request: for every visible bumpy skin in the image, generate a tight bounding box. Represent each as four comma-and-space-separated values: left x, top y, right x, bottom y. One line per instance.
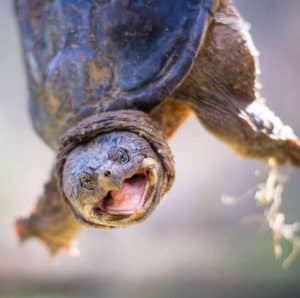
15, 0, 300, 254
14, 0, 216, 253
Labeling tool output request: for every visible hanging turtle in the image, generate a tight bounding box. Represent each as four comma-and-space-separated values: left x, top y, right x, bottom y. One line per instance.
14, 0, 300, 255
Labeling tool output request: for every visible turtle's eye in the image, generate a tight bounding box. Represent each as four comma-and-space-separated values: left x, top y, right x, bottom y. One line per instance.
80, 173, 96, 191
108, 147, 130, 164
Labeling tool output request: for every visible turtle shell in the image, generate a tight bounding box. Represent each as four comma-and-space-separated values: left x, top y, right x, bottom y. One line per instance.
15, 0, 217, 148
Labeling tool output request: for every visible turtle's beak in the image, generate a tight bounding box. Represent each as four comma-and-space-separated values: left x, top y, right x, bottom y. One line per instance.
98, 170, 123, 192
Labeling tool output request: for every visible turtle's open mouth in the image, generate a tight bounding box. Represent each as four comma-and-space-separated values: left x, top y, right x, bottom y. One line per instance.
93, 162, 157, 218
102, 173, 149, 215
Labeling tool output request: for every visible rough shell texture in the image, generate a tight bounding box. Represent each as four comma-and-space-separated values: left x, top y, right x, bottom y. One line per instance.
15, 0, 216, 148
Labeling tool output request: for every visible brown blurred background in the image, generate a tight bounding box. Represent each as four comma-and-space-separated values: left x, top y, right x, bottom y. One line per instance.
1, 1, 300, 297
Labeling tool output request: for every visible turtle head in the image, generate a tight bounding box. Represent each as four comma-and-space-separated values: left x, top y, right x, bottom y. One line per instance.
62, 132, 164, 227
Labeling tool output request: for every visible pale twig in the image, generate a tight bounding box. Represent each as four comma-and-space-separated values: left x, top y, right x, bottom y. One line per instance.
256, 160, 300, 268
222, 159, 300, 268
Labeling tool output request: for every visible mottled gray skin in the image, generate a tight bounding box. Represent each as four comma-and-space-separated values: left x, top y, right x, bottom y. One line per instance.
63, 132, 163, 227
14, 0, 300, 255
14, 0, 215, 230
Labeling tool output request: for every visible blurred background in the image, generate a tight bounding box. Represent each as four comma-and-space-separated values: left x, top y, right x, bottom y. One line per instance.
1, 1, 300, 297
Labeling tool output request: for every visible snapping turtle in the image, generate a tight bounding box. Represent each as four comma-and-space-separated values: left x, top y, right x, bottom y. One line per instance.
14, 0, 300, 255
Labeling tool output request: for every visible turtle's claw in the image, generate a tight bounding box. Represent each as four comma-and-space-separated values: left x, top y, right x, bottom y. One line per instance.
285, 139, 300, 167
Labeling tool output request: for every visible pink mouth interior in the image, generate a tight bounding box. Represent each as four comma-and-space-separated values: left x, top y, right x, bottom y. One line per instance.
104, 174, 148, 215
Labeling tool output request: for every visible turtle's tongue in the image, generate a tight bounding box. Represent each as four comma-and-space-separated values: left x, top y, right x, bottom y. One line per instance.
104, 175, 147, 215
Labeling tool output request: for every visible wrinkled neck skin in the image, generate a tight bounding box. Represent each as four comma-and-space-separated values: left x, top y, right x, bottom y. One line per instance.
62, 132, 163, 228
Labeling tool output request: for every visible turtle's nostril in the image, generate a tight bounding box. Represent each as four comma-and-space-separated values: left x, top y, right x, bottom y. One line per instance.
104, 170, 111, 177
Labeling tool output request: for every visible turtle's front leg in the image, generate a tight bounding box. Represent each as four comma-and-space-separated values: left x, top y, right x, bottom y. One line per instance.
176, 0, 300, 166
15, 169, 82, 256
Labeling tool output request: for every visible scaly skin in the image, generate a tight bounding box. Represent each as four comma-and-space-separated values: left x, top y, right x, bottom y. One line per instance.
14, 0, 300, 255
